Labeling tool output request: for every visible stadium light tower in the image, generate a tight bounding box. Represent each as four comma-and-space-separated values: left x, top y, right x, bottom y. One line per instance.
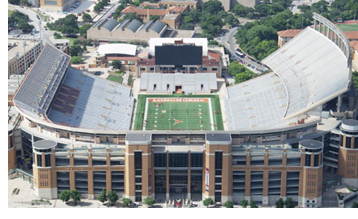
287, 19, 290, 30
23, 41, 27, 74
38, 20, 42, 50
32, 28, 36, 61
15, 52, 20, 85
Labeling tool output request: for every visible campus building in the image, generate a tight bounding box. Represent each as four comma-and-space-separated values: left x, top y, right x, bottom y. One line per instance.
8, 13, 358, 207
87, 18, 195, 43
121, 5, 187, 28
141, 0, 198, 10
136, 38, 222, 77
8, 39, 42, 78
40, 0, 76, 11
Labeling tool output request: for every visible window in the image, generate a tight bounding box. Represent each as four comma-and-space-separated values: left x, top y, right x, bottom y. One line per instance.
134, 152, 142, 170
190, 153, 203, 167
346, 136, 352, 148
212, 68, 218, 71
314, 154, 319, 166
154, 153, 166, 167
44, 1, 57, 5
45, 154, 51, 167
37, 154, 42, 167
305, 154, 311, 167
135, 177, 142, 183
215, 152, 223, 170
169, 153, 188, 167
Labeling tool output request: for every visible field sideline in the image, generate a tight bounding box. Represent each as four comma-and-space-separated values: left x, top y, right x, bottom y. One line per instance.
134, 94, 224, 130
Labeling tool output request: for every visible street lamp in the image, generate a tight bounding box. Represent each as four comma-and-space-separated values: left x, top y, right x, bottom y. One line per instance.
301, 12, 305, 29
38, 20, 42, 49
23, 41, 27, 74
32, 28, 36, 61
287, 19, 290, 30
321, 6, 323, 15
15, 52, 20, 85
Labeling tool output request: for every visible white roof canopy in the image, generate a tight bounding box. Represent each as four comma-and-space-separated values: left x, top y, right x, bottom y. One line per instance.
97, 44, 137, 56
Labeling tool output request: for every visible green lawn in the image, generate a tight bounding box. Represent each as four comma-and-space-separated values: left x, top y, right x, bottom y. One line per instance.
107, 75, 123, 83
336, 23, 358, 31
62, 37, 78, 47
134, 94, 224, 130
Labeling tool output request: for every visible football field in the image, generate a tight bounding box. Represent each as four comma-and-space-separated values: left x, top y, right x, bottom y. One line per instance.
144, 98, 213, 130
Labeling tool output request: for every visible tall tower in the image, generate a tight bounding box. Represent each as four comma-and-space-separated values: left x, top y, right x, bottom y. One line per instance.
124, 133, 154, 202
338, 119, 358, 187
32, 140, 57, 199
298, 140, 323, 208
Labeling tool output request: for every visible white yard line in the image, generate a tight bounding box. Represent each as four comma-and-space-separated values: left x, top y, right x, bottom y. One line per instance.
208, 98, 214, 131
143, 98, 149, 130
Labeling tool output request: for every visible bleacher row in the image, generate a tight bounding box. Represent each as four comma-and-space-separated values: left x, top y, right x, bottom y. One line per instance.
225, 73, 292, 130
263, 27, 350, 117
48, 68, 134, 130
14, 44, 71, 118
51, 84, 81, 116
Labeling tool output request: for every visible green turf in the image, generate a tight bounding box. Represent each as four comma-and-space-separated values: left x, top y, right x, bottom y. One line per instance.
336, 23, 358, 31
107, 75, 122, 83
145, 101, 212, 130
134, 94, 224, 130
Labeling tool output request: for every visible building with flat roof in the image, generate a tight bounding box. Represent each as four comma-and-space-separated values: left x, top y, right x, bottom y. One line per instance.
142, 0, 198, 10
40, 0, 77, 11
8, 39, 42, 78
121, 5, 187, 27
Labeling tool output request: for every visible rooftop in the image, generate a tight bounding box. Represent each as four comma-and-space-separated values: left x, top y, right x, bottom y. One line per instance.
343, 31, 358, 40
33, 140, 57, 149
299, 140, 323, 149
97, 43, 137, 56
277, 29, 303, 38
8, 39, 40, 61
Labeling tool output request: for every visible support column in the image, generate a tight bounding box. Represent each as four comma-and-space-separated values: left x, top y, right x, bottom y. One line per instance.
166, 150, 170, 200
187, 151, 191, 200
263, 170, 269, 205
88, 170, 94, 199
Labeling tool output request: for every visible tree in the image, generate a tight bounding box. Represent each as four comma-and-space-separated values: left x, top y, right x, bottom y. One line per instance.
275, 198, 284, 208
47, 14, 79, 36
203, 198, 214, 207
111, 60, 122, 70
224, 200, 233, 208
59, 190, 71, 203
240, 199, 248, 208
107, 190, 118, 206
250, 200, 258, 208
284, 197, 295, 208
8, 0, 20, 5
70, 45, 83, 56
122, 12, 143, 22
20, 0, 29, 6
208, 40, 219, 46
150, 15, 160, 21
17, 19, 34, 33
94, 4, 102, 14
70, 189, 81, 205
225, 14, 239, 26
202, 0, 224, 14
71, 56, 82, 64
122, 198, 132, 207
352, 202, 358, 208
53, 32, 62, 39
97, 189, 107, 204
82, 44, 87, 52
144, 197, 155, 207
79, 24, 92, 37
82, 13, 92, 22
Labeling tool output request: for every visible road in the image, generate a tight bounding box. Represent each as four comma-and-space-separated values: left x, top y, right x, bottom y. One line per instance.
216, 25, 269, 74
10, 5, 54, 45
92, 2, 119, 23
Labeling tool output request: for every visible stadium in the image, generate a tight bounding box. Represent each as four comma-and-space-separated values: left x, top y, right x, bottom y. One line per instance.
8, 13, 358, 207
